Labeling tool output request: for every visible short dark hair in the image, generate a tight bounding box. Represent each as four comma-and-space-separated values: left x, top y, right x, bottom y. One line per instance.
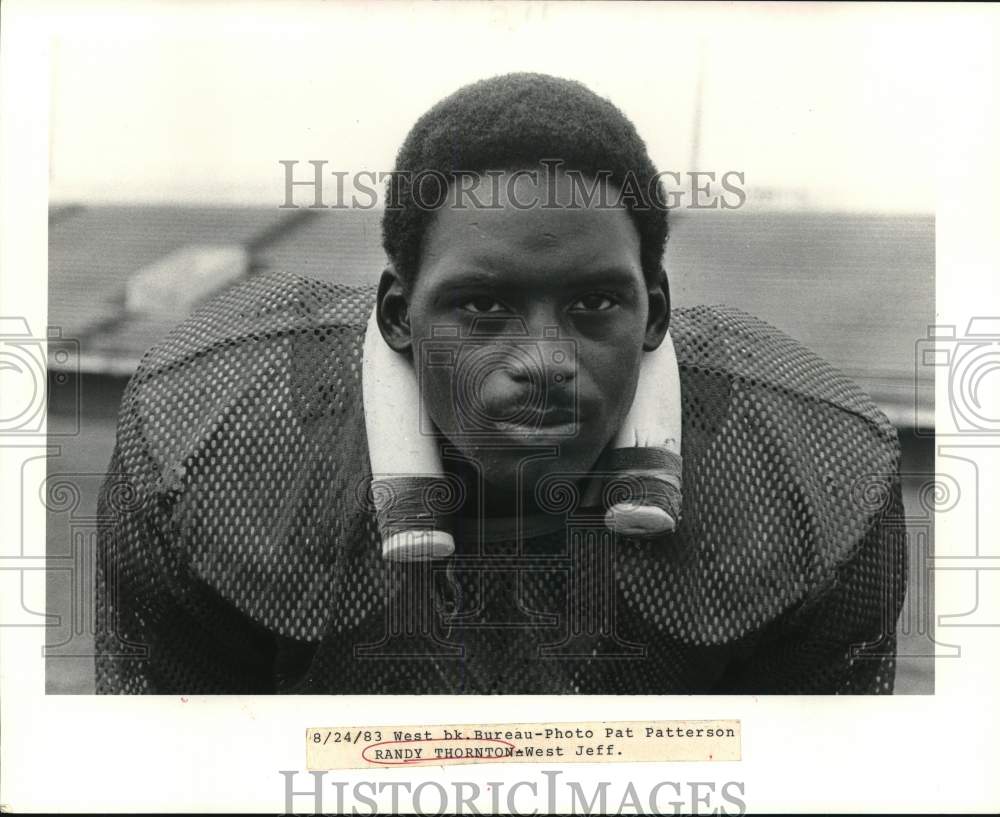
381, 72, 669, 288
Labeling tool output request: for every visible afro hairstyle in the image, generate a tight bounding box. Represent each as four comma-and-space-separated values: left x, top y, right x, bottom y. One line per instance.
381, 72, 670, 291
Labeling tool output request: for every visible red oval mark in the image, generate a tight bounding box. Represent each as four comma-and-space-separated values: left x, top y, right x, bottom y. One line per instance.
362, 737, 516, 765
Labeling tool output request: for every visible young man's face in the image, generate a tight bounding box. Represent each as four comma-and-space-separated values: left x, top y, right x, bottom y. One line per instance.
390, 169, 664, 494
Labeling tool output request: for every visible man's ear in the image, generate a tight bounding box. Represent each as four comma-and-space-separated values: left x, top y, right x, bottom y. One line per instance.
376, 266, 412, 353
643, 268, 671, 351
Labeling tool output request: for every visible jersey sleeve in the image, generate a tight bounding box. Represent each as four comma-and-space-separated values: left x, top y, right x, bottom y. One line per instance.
94, 272, 377, 693
615, 305, 910, 692
94, 444, 286, 693
713, 473, 908, 693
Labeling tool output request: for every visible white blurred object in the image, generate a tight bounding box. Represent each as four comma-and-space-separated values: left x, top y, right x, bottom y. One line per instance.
126, 244, 248, 316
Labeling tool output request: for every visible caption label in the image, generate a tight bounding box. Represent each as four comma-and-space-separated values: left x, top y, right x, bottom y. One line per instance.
307, 719, 741, 769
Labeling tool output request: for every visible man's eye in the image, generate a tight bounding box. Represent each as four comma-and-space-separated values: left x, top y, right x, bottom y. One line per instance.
461, 296, 507, 314
570, 293, 617, 312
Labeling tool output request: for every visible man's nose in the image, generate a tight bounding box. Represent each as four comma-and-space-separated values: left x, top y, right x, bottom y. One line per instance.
500, 342, 575, 384
468, 312, 576, 385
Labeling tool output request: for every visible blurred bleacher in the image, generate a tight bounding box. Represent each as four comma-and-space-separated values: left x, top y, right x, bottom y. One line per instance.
47, 204, 933, 427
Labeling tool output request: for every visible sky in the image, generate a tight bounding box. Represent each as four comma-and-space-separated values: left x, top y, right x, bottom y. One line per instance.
43, 1, 984, 211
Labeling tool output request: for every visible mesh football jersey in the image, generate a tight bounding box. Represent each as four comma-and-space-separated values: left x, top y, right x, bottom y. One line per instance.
94, 271, 906, 694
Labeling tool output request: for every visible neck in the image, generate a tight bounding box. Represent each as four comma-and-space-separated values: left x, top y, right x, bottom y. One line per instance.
441, 454, 547, 518
438, 446, 592, 546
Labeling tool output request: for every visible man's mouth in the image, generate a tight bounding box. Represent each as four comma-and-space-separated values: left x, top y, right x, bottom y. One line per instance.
489, 405, 580, 436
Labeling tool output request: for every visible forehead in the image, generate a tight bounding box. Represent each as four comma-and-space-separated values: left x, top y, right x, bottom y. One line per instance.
416, 170, 642, 289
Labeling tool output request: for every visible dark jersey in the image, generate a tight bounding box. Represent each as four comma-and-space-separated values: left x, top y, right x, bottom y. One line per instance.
95, 271, 906, 694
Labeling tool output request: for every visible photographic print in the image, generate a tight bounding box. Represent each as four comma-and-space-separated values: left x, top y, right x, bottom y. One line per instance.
2, 1, 997, 813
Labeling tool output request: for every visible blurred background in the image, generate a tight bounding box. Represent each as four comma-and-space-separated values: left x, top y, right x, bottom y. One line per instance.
43, 1, 936, 693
